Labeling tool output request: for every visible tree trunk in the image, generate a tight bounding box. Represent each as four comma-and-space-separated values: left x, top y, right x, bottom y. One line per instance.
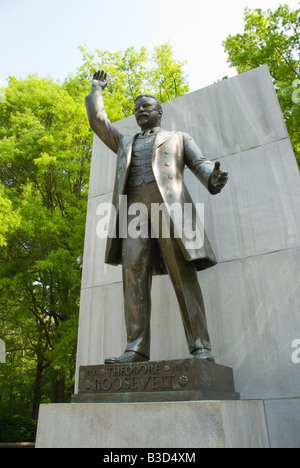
54, 373, 65, 403
32, 361, 44, 420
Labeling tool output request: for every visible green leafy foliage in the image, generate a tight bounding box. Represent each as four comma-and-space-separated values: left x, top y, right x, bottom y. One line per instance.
0, 413, 36, 442
65, 42, 189, 120
0, 74, 91, 420
0, 184, 21, 246
223, 4, 300, 166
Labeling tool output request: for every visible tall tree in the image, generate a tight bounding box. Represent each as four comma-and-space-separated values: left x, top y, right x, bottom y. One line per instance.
0, 75, 91, 418
222, 4, 300, 165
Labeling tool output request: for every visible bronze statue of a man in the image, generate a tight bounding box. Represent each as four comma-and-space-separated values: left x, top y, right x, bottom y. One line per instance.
85, 70, 228, 364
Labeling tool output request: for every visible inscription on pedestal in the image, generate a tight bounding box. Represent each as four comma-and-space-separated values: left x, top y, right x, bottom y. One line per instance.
78, 359, 238, 397
80, 361, 187, 394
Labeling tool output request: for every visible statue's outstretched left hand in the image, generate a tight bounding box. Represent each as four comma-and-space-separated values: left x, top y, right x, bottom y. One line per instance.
210, 161, 228, 190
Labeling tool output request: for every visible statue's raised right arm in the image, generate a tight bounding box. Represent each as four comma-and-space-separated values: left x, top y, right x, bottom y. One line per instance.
85, 70, 121, 154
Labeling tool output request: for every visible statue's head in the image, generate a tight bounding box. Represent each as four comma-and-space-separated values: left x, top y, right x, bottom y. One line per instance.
134, 95, 163, 130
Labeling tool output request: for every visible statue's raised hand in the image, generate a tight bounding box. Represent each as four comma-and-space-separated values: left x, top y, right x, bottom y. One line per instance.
92, 70, 108, 91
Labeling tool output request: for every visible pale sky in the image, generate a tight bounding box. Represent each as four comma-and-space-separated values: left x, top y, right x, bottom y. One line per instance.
0, 0, 299, 92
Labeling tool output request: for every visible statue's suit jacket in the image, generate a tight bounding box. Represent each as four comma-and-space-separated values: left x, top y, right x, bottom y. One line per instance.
86, 91, 220, 274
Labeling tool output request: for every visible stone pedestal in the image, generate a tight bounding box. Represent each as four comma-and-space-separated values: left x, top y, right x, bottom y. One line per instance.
36, 400, 269, 448
72, 359, 239, 403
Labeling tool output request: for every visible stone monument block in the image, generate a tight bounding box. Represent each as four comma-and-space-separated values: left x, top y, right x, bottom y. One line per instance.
36, 400, 269, 448
36, 65, 300, 448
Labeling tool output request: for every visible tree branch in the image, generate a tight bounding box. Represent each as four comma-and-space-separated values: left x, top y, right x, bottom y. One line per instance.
274, 46, 300, 78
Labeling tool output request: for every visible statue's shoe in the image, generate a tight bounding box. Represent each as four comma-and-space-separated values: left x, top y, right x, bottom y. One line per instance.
104, 350, 149, 365
193, 348, 215, 363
